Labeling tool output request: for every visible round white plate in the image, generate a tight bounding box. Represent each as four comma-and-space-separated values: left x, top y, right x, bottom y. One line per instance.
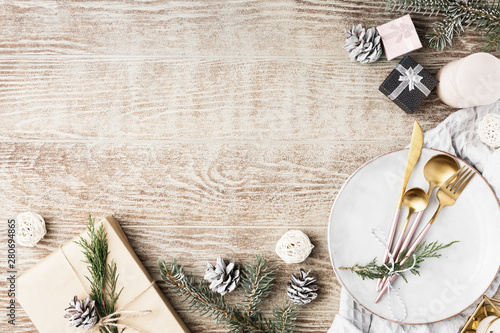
328, 148, 500, 324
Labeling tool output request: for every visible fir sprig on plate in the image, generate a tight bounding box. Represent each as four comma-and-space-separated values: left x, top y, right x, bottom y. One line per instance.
75, 214, 123, 333
384, 0, 500, 51
158, 255, 299, 333
339, 240, 458, 283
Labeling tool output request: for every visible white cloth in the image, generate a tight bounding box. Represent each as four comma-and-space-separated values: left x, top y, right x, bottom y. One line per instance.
329, 99, 500, 333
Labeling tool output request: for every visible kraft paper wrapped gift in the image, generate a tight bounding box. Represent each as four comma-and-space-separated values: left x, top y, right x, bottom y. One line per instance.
18, 216, 190, 333
377, 14, 422, 61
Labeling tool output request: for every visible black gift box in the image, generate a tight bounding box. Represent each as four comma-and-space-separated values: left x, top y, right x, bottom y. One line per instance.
379, 55, 438, 114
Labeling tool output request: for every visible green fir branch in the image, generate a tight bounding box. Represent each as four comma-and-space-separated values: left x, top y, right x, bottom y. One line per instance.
484, 24, 500, 51
384, 0, 500, 51
75, 214, 123, 333
158, 256, 299, 333
339, 240, 458, 283
239, 255, 275, 318
272, 301, 299, 333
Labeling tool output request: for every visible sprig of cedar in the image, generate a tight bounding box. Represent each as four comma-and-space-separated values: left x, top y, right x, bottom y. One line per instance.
76, 214, 123, 333
339, 240, 458, 283
158, 255, 298, 333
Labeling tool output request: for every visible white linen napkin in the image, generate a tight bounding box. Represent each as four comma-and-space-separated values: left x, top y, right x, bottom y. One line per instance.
329, 99, 500, 333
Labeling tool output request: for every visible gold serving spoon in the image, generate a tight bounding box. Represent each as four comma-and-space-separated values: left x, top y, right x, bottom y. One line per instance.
423, 154, 461, 197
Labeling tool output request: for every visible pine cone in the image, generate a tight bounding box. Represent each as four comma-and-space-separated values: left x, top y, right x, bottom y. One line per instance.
64, 296, 99, 329
204, 256, 241, 296
287, 269, 319, 305
344, 24, 382, 64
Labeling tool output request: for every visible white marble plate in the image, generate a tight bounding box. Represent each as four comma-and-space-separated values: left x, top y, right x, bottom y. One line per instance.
328, 148, 500, 324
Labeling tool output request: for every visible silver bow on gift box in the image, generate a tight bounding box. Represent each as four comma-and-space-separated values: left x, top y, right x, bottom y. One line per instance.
388, 64, 431, 101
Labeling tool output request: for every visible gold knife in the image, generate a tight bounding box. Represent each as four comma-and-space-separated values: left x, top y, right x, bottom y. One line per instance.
376, 120, 423, 291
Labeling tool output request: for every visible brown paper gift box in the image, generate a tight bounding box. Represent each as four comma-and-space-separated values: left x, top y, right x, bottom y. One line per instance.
18, 216, 190, 333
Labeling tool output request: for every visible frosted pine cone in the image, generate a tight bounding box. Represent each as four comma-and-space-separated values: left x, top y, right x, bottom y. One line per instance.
64, 296, 99, 329
287, 269, 319, 305
204, 256, 240, 296
344, 24, 382, 64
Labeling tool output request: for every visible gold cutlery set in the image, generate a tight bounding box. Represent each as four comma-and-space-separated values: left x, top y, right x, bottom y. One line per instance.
375, 121, 475, 303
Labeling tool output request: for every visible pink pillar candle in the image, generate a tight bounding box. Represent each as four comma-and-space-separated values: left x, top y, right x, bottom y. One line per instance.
437, 53, 500, 108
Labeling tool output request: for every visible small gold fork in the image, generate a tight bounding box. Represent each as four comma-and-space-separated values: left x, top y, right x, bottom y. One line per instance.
375, 165, 475, 303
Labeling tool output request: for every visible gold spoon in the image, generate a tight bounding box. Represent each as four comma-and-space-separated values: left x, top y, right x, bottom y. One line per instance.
423, 154, 460, 197
388, 188, 429, 263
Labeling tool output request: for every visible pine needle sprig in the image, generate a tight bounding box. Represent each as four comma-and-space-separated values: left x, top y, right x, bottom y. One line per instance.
158, 259, 236, 325
75, 214, 123, 333
384, 0, 500, 51
239, 255, 275, 318
158, 256, 299, 333
272, 301, 299, 333
339, 240, 458, 283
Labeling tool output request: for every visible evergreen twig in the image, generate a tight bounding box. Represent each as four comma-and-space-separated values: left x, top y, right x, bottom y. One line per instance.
384, 0, 500, 51
158, 256, 299, 333
240, 255, 275, 318
75, 214, 123, 333
272, 301, 299, 333
339, 240, 458, 283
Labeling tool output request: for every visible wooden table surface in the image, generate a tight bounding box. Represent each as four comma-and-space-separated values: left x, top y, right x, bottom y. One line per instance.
1, 1, 498, 332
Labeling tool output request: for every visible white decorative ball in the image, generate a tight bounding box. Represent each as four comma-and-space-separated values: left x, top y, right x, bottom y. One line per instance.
478, 113, 500, 149
275, 230, 314, 264
15, 212, 46, 247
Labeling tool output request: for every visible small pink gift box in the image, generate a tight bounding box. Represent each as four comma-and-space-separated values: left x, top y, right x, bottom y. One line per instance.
377, 14, 422, 61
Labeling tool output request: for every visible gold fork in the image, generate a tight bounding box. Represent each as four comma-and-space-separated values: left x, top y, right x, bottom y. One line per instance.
375, 165, 475, 303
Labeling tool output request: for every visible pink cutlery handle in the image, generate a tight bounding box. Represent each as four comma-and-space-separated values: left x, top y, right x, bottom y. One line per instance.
402, 222, 432, 266
390, 227, 406, 263
377, 225, 409, 289
378, 212, 423, 291
374, 222, 433, 303
399, 211, 424, 258
382, 208, 401, 263
376, 208, 401, 291
375, 274, 397, 303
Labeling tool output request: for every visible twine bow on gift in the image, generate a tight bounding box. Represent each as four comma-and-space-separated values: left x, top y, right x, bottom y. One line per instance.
371, 228, 417, 321
87, 308, 152, 333
388, 64, 430, 101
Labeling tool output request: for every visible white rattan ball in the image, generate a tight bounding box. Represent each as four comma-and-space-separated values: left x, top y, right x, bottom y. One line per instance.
275, 230, 314, 264
15, 212, 46, 247
478, 113, 500, 149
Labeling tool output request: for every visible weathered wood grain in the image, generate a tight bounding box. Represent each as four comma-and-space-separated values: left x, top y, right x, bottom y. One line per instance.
1, 0, 495, 332
0, 0, 493, 57
0, 57, 454, 142
1, 141, 402, 227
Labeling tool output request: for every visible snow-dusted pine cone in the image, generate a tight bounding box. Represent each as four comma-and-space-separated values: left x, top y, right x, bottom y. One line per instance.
343, 24, 382, 64
64, 296, 99, 329
204, 256, 241, 296
287, 269, 319, 305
